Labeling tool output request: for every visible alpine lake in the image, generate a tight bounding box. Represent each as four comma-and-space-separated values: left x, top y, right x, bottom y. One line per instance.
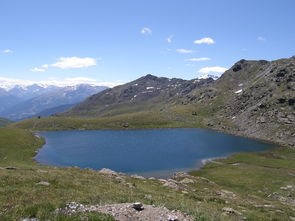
36, 128, 274, 178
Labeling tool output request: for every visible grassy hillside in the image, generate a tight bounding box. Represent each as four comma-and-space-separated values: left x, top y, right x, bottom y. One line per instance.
0, 118, 13, 127
1, 127, 295, 220
11, 106, 206, 131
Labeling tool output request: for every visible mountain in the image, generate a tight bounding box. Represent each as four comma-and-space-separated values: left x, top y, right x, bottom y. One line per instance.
56, 56, 294, 147
182, 56, 295, 146
0, 88, 23, 113
0, 83, 62, 113
6, 84, 61, 100
0, 84, 108, 120
57, 74, 214, 117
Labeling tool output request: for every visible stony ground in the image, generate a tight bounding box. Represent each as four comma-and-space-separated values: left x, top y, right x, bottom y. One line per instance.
57, 202, 194, 221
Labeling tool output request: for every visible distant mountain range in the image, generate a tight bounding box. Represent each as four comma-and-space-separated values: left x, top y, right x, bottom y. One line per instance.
0, 83, 107, 120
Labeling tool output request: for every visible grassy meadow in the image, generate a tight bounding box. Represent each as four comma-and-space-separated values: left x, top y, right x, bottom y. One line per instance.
0, 126, 295, 220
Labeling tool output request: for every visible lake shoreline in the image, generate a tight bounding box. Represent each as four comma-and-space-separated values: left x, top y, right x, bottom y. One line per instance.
34, 128, 276, 179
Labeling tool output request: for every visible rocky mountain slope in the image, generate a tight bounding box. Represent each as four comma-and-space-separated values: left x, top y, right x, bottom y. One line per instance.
182, 56, 295, 147
56, 56, 294, 147
58, 75, 214, 117
0, 84, 107, 120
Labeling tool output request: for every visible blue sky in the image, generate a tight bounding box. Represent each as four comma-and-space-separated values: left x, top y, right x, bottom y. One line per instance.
0, 0, 295, 86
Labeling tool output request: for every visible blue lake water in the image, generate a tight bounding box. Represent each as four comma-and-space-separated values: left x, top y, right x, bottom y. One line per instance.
36, 129, 274, 178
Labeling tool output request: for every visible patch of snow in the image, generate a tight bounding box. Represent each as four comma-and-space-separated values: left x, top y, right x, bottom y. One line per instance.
146, 87, 154, 90
238, 83, 243, 87
133, 84, 138, 86
234, 89, 243, 94
133, 95, 137, 98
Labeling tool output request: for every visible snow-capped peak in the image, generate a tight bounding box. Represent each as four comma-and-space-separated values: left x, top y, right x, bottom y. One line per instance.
197, 74, 219, 80
0, 77, 122, 91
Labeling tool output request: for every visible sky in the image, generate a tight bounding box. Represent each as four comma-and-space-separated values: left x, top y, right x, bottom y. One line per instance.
0, 0, 295, 87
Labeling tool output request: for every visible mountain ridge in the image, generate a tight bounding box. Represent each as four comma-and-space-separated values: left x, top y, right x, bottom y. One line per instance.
58, 74, 215, 117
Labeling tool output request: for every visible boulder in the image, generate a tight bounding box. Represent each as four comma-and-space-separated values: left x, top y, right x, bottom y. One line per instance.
167, 215, 179, 221
222, 207, 241, 215
4, 166, 17, 170
132, 202, 144, 211
99, 168, 118, 176
180, 178, 195, 184
163, 180, 180, 190
36, 181, 50, 186
131, 174, 145, 180
172, 172, 192, 179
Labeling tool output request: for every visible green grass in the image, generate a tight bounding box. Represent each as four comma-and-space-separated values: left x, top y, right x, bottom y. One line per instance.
0, 127, 295, 220
10, 108, 205, 131
0, 127, 44, 167
0, 118, 13, 127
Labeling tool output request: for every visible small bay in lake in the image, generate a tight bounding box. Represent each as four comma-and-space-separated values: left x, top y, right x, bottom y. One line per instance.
36, 129, 274, 178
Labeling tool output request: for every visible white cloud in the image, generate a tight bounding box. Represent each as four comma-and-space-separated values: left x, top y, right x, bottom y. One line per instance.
176, 49, 193, 54
257, 36, 266, 41
141, 27, 152, 35
198, 66, 228, 73
0, 77, 124, 90
166, 35, 174, 43
186, 57, 211, 62
52, 57, 97, 69
0, 49, 13, 53
42, 64, 49, 68
194, 37, 215, 45
31, 67, 46, 72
